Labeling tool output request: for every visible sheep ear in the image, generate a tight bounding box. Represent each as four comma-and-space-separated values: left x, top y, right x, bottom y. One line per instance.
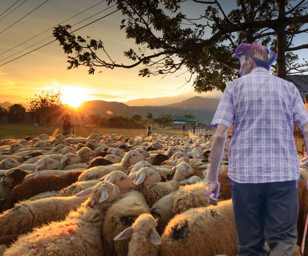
75, 188, 92, 197
129, 172, 136, 180
37, 159, 46, 169
179, 179, 189, 185
150, 229, 161, 245
105, 175, 115, 183
99, 189, 109, 202
135, 172, 145, 185
98, 175, 106, 181
114, 227, 133, 241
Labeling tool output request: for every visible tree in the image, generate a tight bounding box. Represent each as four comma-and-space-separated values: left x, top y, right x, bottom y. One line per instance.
8, 104, 26, 123
28, 90, 63, 125
131, 114, 142, 122
146, 112, 153, 120
53, 0, 308, 93
184, 113, 196, 119
154, 113, 173, 128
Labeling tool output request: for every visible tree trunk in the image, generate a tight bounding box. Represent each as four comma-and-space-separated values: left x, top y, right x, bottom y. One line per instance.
276, 0, 287, 78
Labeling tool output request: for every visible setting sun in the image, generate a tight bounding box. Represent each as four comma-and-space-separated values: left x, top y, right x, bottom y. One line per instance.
61, 86, 91, 108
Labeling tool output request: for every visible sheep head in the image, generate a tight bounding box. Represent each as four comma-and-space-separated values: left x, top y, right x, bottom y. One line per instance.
76, 181, 120, 207
100, 171, 134, 194
132, 167, 161, 188
114, 213, 161, 245
121, 150, 145, 169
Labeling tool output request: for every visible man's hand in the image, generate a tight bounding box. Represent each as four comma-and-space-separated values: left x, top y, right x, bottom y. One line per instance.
206, 180, 220, 206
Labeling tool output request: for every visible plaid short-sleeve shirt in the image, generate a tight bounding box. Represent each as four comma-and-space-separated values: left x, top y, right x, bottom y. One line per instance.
211, 68, 308, 183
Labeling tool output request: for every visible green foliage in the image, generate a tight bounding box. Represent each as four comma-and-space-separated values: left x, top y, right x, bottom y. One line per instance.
8, 104, 26, 123
27, 90, 63, 125
146, 112, 153, 120
107, 115, 144, 128
53, 0, 308, 92
154, 113, 173, 128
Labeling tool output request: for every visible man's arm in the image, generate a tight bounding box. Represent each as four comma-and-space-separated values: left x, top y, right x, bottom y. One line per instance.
303, 123, 308, 155
206, 124, 228, 204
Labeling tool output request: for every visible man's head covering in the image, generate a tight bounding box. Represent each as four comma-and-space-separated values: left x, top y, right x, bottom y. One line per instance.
235, 43, 277, 70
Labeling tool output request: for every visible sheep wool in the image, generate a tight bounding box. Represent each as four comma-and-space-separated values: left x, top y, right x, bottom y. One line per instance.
3, 181, 120, 256
160, 199, 237, 256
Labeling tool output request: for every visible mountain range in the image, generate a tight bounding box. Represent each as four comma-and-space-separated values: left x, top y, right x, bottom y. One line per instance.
81, 96, 220, 124
0, 95, 220, 124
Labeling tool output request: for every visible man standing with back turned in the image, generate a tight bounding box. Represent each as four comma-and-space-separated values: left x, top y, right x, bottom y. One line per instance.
207, 43, 308, 255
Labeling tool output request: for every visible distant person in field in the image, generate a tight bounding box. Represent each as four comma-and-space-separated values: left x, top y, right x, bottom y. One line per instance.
146, 123, 153, 137
207, 43, 308, 255
181, 123, 186, 132
62, 114, 72, 136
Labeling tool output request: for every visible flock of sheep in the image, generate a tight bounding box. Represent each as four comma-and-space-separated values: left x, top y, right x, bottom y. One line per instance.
0, 131, 307, 255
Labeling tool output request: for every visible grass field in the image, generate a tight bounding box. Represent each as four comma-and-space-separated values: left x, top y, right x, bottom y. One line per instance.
0, 123, 189, 139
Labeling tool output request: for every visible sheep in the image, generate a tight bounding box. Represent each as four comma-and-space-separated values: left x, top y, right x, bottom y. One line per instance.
77, 146, 97, 163
114, 213, 161, 256
150, 192, 176, 235
0, 158, 20, 170
9, 170, 83, 207
3, 181, 120, 256
142, 162, 194, 207
104, 154, 122, 163
0, 168, 28, 213
160, 199, 238, 256
23, 170, 72, 182
152, 153, 169, 165
34, 156, 60, 171
0, 194, 88, 239
58, 180, 100, 197
78, 150, 145, 181
103, 190, 150, 256
128, 160, 154, 174
100, 171, 134, 194
62, 163, 88, 170
59, 152, 81, 169
87, 156, 113, 169
132, 167, 162, 194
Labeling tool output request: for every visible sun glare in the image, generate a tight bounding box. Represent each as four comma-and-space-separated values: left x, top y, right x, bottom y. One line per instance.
61, 86, 90, 108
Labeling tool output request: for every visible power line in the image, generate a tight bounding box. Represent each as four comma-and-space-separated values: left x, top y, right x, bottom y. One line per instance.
0, 1, 111, 57
0, 0, 29, 23
0, 0, 50, 35
0, 8, 119, 67
0, 3, 117, 63
0, 0, 22, 18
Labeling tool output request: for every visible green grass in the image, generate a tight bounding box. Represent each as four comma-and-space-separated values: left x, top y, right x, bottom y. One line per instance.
0, 123, 188, 139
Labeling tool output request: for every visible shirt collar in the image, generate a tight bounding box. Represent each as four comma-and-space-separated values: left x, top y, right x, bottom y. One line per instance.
250, 67, 269, 74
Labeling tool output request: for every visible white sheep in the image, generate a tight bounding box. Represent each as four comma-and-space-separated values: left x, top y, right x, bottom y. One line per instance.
142, 162, 194, 207
103, 190, 150, 256
3, 181, 120, 256
100, 170, 134, 194
160, 199, 237, 256
114, 213, 161, 256
78, 150, 145, 181
0, 194, 88, 238
58, 180, 100, 197
59, 152, 81, 169
34, 156, 60, 171
0, 158, 20, 170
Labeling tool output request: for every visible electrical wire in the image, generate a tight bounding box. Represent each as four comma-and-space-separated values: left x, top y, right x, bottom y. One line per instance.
0, 0, 28, 22
0, 4, 117, 63
0, 1, 113, 57
0, 8, 119, 67
0, 0, 50, 35
0, 0, 22, 18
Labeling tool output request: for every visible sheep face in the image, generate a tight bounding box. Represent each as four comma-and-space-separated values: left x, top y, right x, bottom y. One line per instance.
102, 171, 134, 194
121, 151, 145, 169
129, 161, 153, 174
133, 168, 161, 188
77, 147, 96, 163
77, 181, 120, 207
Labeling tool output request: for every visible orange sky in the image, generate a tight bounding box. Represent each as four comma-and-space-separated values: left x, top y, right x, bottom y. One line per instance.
0, 0, 306, 109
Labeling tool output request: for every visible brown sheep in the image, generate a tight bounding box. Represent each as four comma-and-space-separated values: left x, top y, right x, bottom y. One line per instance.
9, 170, 83, 207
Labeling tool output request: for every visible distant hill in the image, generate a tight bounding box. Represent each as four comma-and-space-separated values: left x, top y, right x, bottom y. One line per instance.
81, 96, 220, 124
125, 92, 202, 106
0, 101, 13, 109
